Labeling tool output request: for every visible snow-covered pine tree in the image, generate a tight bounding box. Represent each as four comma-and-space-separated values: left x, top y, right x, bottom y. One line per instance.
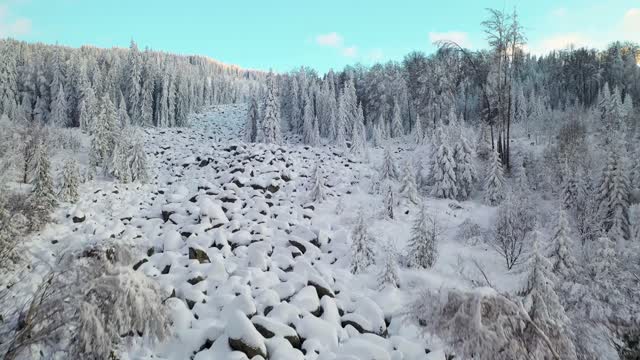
302, 95, 319, 145
412, 114, 424, 145
0, 187, 19, 270
372, 123, 383, 148
59, 158, 80, 203
453, 133, 476, 200
548, 209, 577, 280
380, 147, 398, 182
521, 238, 577, 360
110, 130, 132, 183
391, 99, 404, 138
117, 94, 130, 128
91, 94, 118, 172
50, 83, 68, 127
406, 205, 438, 269
31, 141, 57, 211
261, 73, 281, 144
399, 161, 419, 204
383, 185, 394, 219
430, 127, 458, 199
339, 76, 358, 139
310, 164, 326, 203
484, 146, 505, 205
597, 145, 631, 245
350, 210, 375, 274
378, 242, 400, 290
129, 131, 149, 183
350, 103, 366, 156
245, 96, 260, 142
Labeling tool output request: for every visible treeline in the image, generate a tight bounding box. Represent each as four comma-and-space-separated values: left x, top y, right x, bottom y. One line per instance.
0, 39, 266, 129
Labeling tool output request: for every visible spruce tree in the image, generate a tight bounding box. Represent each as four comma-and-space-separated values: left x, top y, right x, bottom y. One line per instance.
50, 83, 68, 127
391, 99, 404, 138
351, 210, 375, 274
302, 96, 317, 145
380, 147, 398, 182
261, 73, 281, 144
430, 127, 458, 199
59, 158, 80, 203
484, 146, 505, 206
110, 130, 132, 183
453, 134, 476, 200
412, 114, 424, 145
117, 95, 130, 128
384, 185, 394, 219
31, 141, 57, 211
597, 146, 630, 244
350, 103, 366, 156
310, 164, 326, 203
129, 131, 149, 183
245, 96, 259, 142
91, 95, 118, 172
378, 243, 400, 290
548, 209, 577, 280
407, 205, 438, 269
399, 161, 419, 205
522, 239, 577, 360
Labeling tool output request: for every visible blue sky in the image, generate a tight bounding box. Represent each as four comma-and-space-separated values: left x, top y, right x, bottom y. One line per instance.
1, 0, 639, 73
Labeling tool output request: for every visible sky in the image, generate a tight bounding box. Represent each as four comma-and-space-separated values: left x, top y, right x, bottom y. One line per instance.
1, 0, 639, 73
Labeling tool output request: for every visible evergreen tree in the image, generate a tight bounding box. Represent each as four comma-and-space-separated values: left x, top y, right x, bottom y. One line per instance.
399, 161, 420, 204
245, 96, 259, 142
412, 114, 424, 145
384, 185, 394, 219
91, 95, 118, 172
59, 158, 80, 203
378, 243, 400, 290
351, 210, 375, 274
117, 94, 130, 128
522, 239, 577, 360
110, 130, 132, 183
484, 146, 505, 205
453, 134, 476, 200
261, 72, 281, 144
407, 205, 438, 269
380, 147, 398, 182
430, 127, 458, 199
50, 83, 68, 127
548, 209, 577, 280
129, 132, 149, 183
339, 76, 358, 138
391, 99, 404, 137
31, 141, 57, 211
597, 145, 631, 245
350, 103, 366, 155
310, 164, 327, 203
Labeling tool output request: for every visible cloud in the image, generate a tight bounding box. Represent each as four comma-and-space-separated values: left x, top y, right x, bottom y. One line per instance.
550, 7, 567, 17
367, 48, 384, 61
622, 8, 640, 37
316, 32, 343, 47
341, 46, 357, 58
530, 33, 592, 54
428, 31, 471, 48
0, 4, 32, 38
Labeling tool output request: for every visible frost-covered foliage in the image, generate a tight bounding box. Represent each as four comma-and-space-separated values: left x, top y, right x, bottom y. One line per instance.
350, 103, 366, 156
1, 249, 170, 360
453, 133, 477, 200
379, 147, 398, 182
391, 99, 404, 138
58, 158, 80, 203
310, 164, 327, 203
383, 185, 394, 219
491, 193, 535, 270
350, 210, 375, 274
430, 127, 458, 199
261, 73, 282, 144
548, 209, 577, 280
399, 161, 419, 204
244, 96, 260, 142
484, 146, 505, 205
91, 95, 118, 172
30, 141, 57, 212
377, 243, 400, 289
0, 189, 20, 272
596, 145, 630, 245
406, 205, 438, 268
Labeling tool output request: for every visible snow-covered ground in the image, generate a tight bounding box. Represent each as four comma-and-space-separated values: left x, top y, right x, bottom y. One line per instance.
15, 104, 522, 360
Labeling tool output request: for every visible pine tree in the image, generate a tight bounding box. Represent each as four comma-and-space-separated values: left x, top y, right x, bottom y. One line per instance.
597, 146, 630, 245
378, 243, 400, 289
430, 127, 458, 199
522, 239, 577, 360
310, 164, 326, 203
391, 99, 404, 137
126, 41, 142, 122
50, 83, 68, 127
351, 210, 375, 274
412, 114, 424, 145
453, 134, 476, 200
302, 96, 317, 145
484, 146, 505, 206
399, 161, 419, 205
59, 158, 80, 203
0, 186, 19, 270
380, 147, 398, 182
110, 130, 132, 183
548, 209, 577, 280
384, 185, 394, 219
339, 76, 358, 138
350, 103, 366, 156
245, 96, 260, 142
117, 95, 130, 128
31, 141, 57, 211
129, 131, 149, 183
261, 73, 281, 144
407, 205, 438, 269
372, 123, 383, 148
561, 161, 579, 210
